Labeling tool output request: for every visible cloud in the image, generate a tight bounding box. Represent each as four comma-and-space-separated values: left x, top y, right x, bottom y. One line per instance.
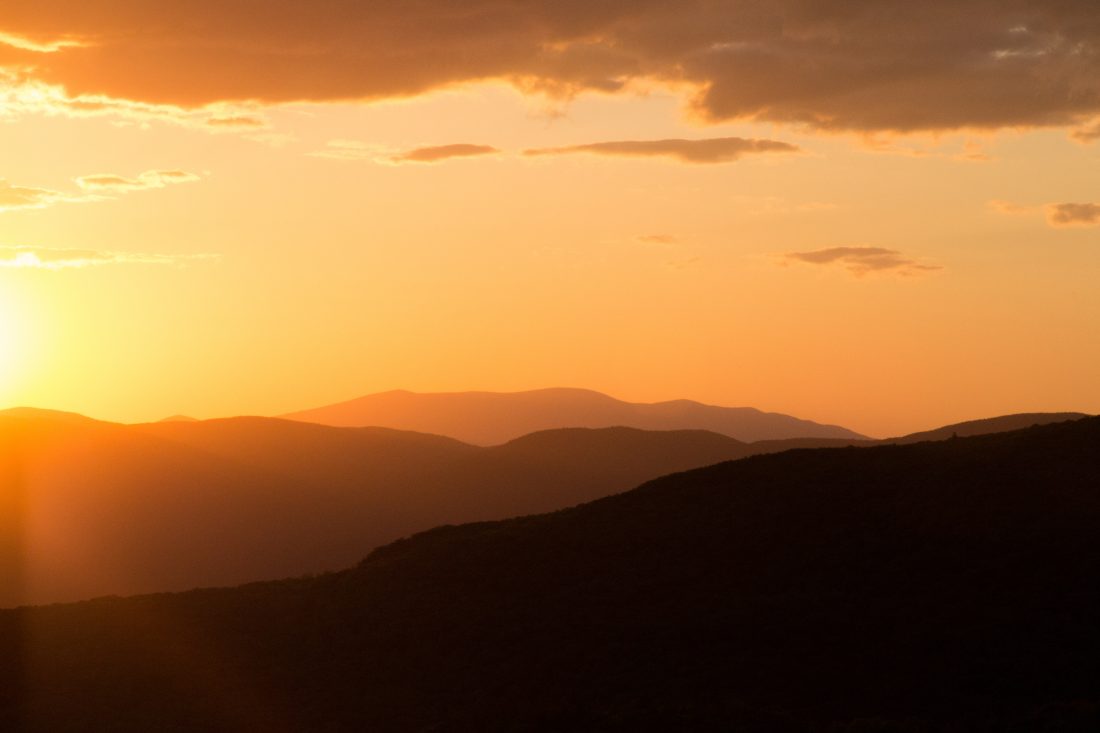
1071, 119, 1100, 143
991, 199, 1100, 228
3, 2, 1100, 133
1, 171, 199, 214
74, 170, 200, 192
0, 31, 83, 53
783, 247, 941, 278
0, 179, 72, 211
988, 199, 1036, 215
310, 140, 375, 161
390, 144, 499, 164
0, 72, 270, 131
1046, 203, 1100, 227
731, 196, 838, 216
205, 115, 266, 129
638, 234, 678, 245
525, 137, 799, 163
0, 245, 218, 270
312, 140, 499, 164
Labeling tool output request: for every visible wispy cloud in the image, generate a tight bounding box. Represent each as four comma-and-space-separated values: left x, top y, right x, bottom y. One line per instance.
524, 137, 799, 164
1070, 119, 1100, 144
731, 196, 839, 216
989, 199, 1100, 228
0, 74, 269, 134
0, 179, 77, 211
1046, 203, 1100, 227
987, 199, 1036, 215
311, 140, 500, 164
75, 170, 200, 193
310, 139, 375, 161
205, 115, 266, 129
0, 246, 218, 270
0, 31, 85, 53
637, 234, 679, 246
391, 144, 499, 164
782, 247, 942, 278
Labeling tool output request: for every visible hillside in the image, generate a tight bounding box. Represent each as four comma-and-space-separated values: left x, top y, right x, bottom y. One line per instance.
280, 388, 866, 444
0, 412, 757, 606
890, 411, 1090, 443
1, 417, 1097, 731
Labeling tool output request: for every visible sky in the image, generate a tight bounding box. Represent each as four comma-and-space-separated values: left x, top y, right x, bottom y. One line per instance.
0, 1, 1098, 438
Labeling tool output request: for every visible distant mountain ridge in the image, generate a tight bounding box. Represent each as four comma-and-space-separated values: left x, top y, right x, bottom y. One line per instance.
2, 416, 1097, 731
0, 405, 1088, 606
0, 412, 758, 606
281, 387, 866, 444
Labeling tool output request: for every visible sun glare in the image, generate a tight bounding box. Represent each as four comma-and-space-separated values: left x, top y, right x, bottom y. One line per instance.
0, 316, 12, 389
0, 291, 25, 396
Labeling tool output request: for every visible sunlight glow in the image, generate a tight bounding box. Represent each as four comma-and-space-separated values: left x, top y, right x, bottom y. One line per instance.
0, 297, 15, 389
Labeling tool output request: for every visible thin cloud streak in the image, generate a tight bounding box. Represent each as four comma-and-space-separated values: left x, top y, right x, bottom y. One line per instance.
524, 137, 799, 164
638, 234, 678, 245
311, 141, 500, 164
0, 179, 75, 211
783, 247, 942, 278
0, 246, 218, 270
390, 144, 499, 164
75, 170, 200, 192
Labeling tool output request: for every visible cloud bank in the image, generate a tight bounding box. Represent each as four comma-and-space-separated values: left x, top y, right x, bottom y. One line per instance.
2, 2, 1100, 133
525, 137, 798, 163
783, 247, 941, 277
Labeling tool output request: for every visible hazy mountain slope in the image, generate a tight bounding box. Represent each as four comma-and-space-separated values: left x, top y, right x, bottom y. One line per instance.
890, 411, 1090, 443
1, 414, 754, 606
281, 388, 866, 444
0, 407, 105, 426
157, 414, 199, 423
2, 418, 1097, 732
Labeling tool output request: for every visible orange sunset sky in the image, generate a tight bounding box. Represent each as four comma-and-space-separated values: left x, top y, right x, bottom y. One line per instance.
1, 1, 1098, 437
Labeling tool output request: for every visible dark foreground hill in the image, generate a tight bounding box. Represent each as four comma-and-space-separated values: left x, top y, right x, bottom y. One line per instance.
2, 417, 1098, 732
281, 387, 866, 444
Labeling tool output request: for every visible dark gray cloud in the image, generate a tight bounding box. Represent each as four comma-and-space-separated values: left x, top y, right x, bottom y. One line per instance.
3, 1, 1099, 133
1047, 203, 1100, 227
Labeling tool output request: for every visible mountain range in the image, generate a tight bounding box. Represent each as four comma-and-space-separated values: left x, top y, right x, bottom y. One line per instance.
280, 388, 868, 444
2, 416, 1097, 731
0, 401, 1086, 607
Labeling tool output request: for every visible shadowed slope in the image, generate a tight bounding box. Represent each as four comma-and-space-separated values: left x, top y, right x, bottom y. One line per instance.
281, 388, 866, 444
1, 418, 1097, 731
890, 412, 1090, 443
